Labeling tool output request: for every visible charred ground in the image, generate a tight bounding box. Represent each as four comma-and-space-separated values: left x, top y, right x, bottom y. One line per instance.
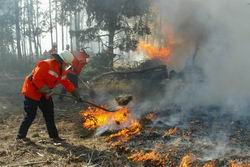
1, 72, 250, 167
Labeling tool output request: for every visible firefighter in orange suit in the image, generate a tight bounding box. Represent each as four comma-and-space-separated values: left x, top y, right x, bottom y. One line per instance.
59, 48, 89, 101
16, 50, 81, 142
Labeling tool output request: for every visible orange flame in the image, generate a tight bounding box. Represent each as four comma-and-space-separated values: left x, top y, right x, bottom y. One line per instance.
128, 150, 166, 167
203, 161, 216, 167
80, 107, 131, 130
163, 127, 178, 137
230, 160, 250, 167
138, 40, 172, 62
144, 112, 157, 122
80, 107, 141, 145
106, 120, 141, 146
179, 153, 197, 167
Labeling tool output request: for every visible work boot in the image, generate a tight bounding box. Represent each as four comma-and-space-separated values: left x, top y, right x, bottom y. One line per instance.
16, 137, 32, 143
51, 137, 66, 145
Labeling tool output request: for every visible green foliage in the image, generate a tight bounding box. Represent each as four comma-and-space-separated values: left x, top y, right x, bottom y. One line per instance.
59, 0, 85, 12
61, 0, 151, 54
83, 0, 151, 51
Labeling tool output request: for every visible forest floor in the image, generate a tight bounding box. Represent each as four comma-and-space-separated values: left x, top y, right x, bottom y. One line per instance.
1, 73, 250, 167
0, 74, 129, 167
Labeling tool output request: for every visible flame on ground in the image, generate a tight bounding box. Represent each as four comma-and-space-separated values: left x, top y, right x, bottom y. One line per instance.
163, 127, 178, 137
106, 120, 141, 147
80, 107, 141, 145
144, 112, 157, 122
80, 107, 131, 130
179, 153, 197, 167
128, 150, 166, 167
203, 161, 216, 167
230, 160, 250, 167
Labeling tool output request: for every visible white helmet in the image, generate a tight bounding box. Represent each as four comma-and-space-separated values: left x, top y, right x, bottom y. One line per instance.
59, 50, 74, 64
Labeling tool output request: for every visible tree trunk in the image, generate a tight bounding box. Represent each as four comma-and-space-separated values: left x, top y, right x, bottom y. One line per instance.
61, 10, 64, 50
29, 0, 38, 57
66, 23, 68, 45
15, 0, 22, 60
22, 0, 27, 58
74, 11, 79, 50
108, 26, 115, 68
62, 22, 64, 50
70, 12, 73, 50
27, 0, 33, 56
49, 0, 53, 46
36, 0, 42, 55
55, 0, 58, 46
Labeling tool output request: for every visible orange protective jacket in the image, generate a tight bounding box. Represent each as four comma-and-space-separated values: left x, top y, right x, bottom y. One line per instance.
68, 51, 87, 75
22, 59, 75, 101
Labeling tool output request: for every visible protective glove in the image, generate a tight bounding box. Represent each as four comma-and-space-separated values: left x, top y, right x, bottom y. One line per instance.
38, 85, 54, 96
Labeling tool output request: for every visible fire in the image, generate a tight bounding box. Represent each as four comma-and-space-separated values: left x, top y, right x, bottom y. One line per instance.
106, 120, 141, 146
80, 107, 141, 144
179, 153, 197, 167
230, 160, 250, 167
138, 40, 171, 62
138, 25, 175, 63
163, 127, 178, 137
203, 161, 216, 167
144, 112, 157, 122
128, 150, 166, 167
80, 107, 130, 130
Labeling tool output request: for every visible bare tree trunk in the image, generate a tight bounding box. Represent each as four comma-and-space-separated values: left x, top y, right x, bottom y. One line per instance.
22, 0, 27, 58
15, 0, 22, 60
66, 23, 68, 45
70, 12, 73, 50
66, 15, 69, 46
61, 20, 64, 50
55, 0, 58, 46
74, 11, 80, 50
11, 41, 16, 55
29, 0, 38, 57
36, 0, 42, 55
49, 0, 53, 46
107, 22, 116, 69
27, 0, 33, 56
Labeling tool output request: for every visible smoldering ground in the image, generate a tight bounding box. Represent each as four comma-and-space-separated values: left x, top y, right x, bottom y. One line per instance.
129, 0, 250, 160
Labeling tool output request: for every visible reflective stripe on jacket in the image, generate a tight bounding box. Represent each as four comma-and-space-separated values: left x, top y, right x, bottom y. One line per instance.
22, 59, 75, 101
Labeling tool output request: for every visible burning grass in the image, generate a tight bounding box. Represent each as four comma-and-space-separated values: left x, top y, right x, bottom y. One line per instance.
80, 107, 141, 146
179, 153, 197, 167
80, 107, 131, 129
79, 105, 250, 166
106, 120, 141, 147
230, 160, 250, 167
163, 127, 178, 138
203, 161, 217, 167
128, 150, 166, 167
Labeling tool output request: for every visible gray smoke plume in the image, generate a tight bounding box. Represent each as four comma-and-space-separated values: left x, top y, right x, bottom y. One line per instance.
131, 0, 250, 160
149, 0, 250, 111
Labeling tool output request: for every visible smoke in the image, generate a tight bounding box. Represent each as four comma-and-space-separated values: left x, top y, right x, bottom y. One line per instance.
129, 0, 250, 160
148, 0, 250, 110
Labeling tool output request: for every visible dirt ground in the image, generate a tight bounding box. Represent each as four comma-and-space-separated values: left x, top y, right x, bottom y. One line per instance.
0, 75, 131, 167
1, 75, 250, 167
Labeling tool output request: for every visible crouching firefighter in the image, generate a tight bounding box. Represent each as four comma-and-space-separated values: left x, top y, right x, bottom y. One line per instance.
16, 50, 81, 143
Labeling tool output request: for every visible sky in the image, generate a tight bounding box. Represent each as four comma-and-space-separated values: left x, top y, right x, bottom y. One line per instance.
40, 0, 70, 53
